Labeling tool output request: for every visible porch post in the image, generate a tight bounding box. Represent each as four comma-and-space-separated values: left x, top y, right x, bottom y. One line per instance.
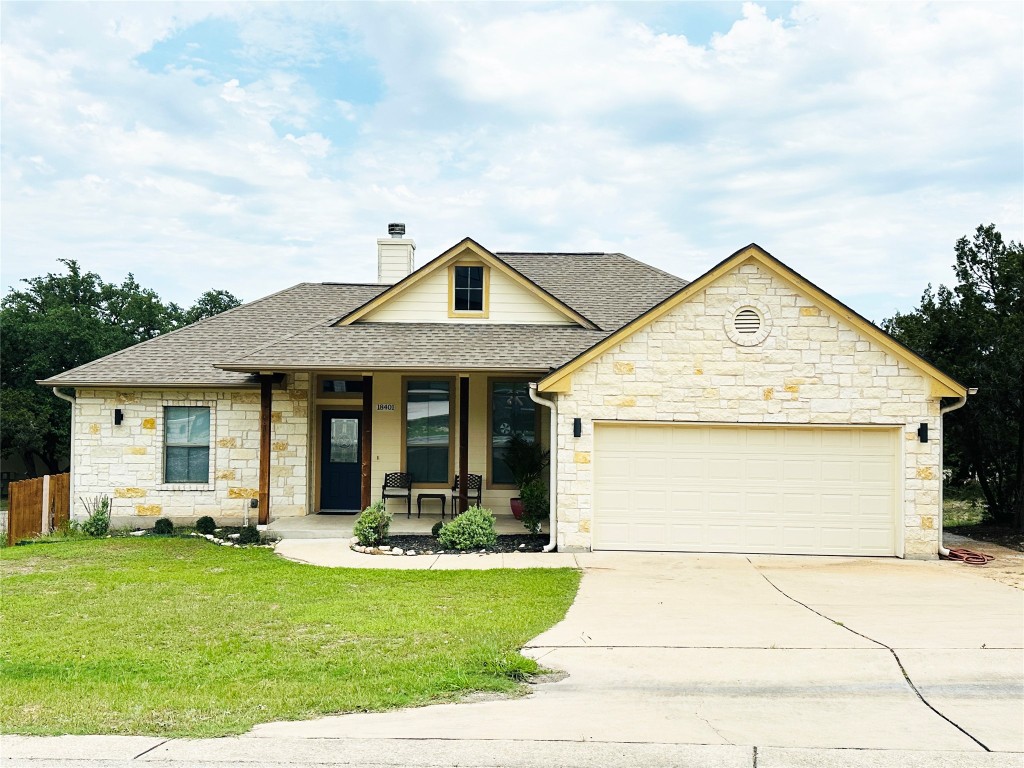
458, 375, 469, 514
258, 374, 272, 525
360, 375, 373, 510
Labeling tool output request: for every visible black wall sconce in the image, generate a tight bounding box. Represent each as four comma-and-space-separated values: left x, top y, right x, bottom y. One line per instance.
917, 422, 928, 443
114, 408, 124, 426
573, 418, 582, 438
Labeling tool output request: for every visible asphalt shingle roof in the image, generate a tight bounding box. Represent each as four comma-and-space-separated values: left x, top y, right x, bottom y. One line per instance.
41, 252, 687, 387
40, 283, 385, 388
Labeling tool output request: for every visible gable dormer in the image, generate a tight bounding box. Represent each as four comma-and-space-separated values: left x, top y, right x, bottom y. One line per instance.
339, 238, 596, 327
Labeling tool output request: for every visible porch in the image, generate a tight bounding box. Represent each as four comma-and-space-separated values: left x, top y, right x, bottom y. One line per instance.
268, 511, 538, 540
256, 371, 550, 527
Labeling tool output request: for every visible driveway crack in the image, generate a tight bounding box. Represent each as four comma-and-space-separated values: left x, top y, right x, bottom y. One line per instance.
695, 708, 733, 745
753, 562, 991, 752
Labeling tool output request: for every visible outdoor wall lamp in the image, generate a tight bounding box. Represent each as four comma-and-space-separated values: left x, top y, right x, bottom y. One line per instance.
573, 418, 582, 438
113, 408, 124, 426
917, 422, 928, 443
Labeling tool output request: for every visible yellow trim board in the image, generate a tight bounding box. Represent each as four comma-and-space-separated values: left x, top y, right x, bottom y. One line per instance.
338, 237, 597, 329
539, 244, 968, 398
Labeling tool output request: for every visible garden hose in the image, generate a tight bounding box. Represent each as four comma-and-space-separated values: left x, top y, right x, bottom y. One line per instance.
942, 547, 995, 566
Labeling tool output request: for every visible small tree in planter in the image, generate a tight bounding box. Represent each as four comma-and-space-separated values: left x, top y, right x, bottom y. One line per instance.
501, 434, 549, 530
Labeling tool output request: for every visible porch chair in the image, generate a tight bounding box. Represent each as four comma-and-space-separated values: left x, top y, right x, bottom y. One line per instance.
450, 474, 483, 516
381, 472, 413, 518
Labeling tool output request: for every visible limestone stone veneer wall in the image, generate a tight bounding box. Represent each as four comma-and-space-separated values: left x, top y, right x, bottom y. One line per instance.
553, 262, 943, 558
73, 374, 311, 526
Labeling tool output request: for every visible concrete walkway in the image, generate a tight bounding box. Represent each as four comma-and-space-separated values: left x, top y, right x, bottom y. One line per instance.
275, 537, 577, 569
4, 545, 1022, 766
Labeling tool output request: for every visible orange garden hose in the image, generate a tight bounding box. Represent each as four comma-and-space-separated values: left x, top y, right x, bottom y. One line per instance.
943, 548, 995, 566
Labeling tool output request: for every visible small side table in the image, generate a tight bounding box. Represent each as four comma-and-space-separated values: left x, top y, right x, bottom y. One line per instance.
416, 492, 446, 519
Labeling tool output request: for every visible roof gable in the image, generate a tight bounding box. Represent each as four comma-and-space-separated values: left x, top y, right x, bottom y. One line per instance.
337, 238, 598, 329
538, 244, 968, 398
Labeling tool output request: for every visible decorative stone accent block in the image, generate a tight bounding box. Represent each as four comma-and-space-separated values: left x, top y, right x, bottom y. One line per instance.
124, 446, 147, 455
272, 441, 288, 451
613, 362, 635, 374
114, 487, 147, 498
141, 418, 156, 430
228, 487, 260, 499
136, 504, 161, 516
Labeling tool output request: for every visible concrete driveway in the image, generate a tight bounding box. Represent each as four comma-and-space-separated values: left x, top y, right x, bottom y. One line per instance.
251, 551, 1023, 755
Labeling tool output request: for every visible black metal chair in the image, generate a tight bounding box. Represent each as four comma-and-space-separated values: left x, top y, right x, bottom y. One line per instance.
450, 474, 482, 516
382, 472, 413, 518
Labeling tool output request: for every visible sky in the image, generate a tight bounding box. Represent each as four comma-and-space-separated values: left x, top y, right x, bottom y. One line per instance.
1, 1, 1021, 322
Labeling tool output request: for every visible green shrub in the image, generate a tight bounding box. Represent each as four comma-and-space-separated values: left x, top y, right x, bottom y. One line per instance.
195, 516, 216, 535
79, 495, 111, 537
353, 501, 391, 547
438, 506, 497, 550
431, 520, 444, 538
519, 479, 547, 535
153, 518, 174, 535
238, 525, 260, 545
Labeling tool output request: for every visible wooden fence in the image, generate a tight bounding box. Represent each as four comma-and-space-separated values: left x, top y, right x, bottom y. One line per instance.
5, 473, 70, 546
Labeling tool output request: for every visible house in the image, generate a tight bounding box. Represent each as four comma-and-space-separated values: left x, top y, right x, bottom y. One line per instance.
40, 226, 968, 558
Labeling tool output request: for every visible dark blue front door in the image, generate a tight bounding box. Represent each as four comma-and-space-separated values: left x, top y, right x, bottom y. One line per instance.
320, 411, 361, 512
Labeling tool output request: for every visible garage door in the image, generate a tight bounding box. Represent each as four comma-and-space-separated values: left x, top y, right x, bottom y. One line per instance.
592, 424, 898, 556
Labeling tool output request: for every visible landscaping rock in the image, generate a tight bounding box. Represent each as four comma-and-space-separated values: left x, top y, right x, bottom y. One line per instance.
228, 533, 240, 540
391, 549, 404, 556
379, 545, 391, 552
406, 550, 417, 556
129, 530, 146, 537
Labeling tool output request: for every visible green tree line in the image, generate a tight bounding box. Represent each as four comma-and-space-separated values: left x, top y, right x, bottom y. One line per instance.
1, 260, 240, 476
883, 225, 1023, 532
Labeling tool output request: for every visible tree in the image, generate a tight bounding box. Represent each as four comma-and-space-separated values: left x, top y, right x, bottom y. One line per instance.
883, 225, 1024, 531
0, 260, 241, 476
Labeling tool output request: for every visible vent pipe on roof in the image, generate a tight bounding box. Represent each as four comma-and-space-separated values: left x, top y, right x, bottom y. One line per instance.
377, 223, 415, 284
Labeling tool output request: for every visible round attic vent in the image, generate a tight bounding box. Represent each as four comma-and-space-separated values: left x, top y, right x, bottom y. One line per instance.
725, 302, 771, 346
734, 308, 761, 335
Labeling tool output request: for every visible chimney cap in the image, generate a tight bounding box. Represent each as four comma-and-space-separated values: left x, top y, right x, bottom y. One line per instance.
388, 222, 406, 238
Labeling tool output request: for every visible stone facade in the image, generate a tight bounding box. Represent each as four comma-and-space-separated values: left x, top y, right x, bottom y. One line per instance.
552, 262, 943, 558
73, 374, 311, 526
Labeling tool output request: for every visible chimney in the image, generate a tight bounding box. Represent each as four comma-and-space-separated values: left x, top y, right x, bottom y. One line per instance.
377, 222, 415, 284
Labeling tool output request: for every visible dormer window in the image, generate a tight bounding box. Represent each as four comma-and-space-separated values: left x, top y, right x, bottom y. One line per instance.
449, 263, 489, 316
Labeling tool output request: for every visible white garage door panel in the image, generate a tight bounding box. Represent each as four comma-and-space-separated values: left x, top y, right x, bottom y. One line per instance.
593, 424, 898, 556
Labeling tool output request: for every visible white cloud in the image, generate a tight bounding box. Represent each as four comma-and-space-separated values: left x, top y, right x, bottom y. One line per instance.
0, 1, 1020, 322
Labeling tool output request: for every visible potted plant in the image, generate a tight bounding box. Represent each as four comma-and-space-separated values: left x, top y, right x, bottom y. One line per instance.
501, 433, 549, 522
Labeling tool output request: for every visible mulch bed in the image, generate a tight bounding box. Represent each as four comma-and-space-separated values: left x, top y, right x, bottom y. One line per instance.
946, 525, 1024, 552
384, 533, 549, 554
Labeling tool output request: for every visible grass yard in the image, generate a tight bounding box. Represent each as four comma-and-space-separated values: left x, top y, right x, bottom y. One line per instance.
0, 537, 580, 737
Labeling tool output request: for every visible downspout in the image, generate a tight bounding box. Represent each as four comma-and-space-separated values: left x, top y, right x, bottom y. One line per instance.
937, 388, 976, 557
51, 388, 76, 519
529, 383, 557, 552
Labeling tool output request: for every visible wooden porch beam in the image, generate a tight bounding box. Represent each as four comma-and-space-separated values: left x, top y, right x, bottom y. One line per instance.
360, 375, 373, 511
258, 374, 272, 525
458, 376, 469, 514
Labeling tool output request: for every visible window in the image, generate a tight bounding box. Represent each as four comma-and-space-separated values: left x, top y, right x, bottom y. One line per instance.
321, 378, 364, 394
405, 380, 451, 483
164, 406, 210, 483
490, 381, 537, 486
452, 265, 485, 313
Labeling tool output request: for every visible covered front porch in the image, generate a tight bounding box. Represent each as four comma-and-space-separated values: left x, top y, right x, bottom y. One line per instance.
254, 370, 551, 533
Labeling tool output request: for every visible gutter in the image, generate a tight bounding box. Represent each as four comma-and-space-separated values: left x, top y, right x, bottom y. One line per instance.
937, 388, 976, 557
50, 388, 76, 519
528, 383, 558, 552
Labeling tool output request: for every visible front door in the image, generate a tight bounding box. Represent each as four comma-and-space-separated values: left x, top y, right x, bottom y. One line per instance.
320, 411, 362, 512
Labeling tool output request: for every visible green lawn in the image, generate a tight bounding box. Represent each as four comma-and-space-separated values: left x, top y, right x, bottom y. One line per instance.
0, 537, 580, 737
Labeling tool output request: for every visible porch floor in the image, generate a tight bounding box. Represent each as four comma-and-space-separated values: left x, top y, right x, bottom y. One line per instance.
267, 511, 537, 540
